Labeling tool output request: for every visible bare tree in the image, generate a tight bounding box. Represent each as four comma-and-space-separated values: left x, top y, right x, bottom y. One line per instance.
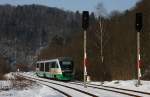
95, 2, 108, 17
94, 2, 111, 81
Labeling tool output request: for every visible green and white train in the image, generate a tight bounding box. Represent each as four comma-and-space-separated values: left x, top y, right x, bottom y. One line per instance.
36, 57, 74, 81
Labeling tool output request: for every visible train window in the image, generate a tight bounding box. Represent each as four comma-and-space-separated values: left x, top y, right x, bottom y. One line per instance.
60, 61, 73, 70
49, 62, 52, 68
51, 62, 58, 68
45, 62, 49, 72
56, 62, 59, 68
51, 62, 55, 68
40, 63, 44, 71
36, 63, 39, 68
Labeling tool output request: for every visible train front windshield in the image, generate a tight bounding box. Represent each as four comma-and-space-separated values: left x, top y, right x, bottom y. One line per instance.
60, 61, 73, 71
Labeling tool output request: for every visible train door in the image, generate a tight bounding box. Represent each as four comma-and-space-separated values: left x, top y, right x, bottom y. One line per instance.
36, 63, 40, 71
45, 62, 49, 72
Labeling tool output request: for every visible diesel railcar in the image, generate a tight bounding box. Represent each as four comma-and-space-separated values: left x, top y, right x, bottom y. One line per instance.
36, 57, 74, 81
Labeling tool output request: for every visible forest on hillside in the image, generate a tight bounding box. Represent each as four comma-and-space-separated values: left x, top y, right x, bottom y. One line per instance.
39, 0, 150, 81
0, 0, 150, 80
0, 4, 82, 76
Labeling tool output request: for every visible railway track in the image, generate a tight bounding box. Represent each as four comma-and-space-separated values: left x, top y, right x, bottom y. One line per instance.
19, 73, 147, 97
15, 73, 71, 97
69, 81, 150, 97
90, 82, 150, 95
18, 74, 98, 97
36, 82, 72, 97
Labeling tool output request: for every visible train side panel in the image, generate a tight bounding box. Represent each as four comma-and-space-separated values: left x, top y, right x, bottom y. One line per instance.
36, 58, 74, 81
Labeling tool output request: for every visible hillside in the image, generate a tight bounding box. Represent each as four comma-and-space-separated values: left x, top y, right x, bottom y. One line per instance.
40, 0, 150, 80
0, 0, 150, 81
0, 4, 81, 72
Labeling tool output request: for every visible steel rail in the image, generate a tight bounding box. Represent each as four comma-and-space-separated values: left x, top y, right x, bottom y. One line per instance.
19, 74, 98, 97
38, 82, 72, 97
16, 74, 72, 97
71, 81, 150, 96
70, 82, 141, 97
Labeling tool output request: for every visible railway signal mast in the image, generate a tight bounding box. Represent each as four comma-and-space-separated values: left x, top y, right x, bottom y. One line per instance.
82, 11, 89, 88
135, 13, 143, 86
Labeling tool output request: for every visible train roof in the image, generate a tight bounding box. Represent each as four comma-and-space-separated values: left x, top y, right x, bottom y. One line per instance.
36, 57, 72, 63
57, 57, 72, 60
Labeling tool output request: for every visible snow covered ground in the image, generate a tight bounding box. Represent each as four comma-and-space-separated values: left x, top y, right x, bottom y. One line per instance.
94, 80, 150, 93
0, 84, 64, 97
0, 73, 65, 97
0, 72, 150, 97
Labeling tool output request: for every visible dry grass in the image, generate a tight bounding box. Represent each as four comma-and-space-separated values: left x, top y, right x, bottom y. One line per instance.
12, 76, 37, 90
0, 74, 37, 90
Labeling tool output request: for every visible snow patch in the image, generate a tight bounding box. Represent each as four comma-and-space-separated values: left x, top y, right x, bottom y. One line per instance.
0, 83, 64, 97
92, 80, 150, 93
3, 73, 15, 80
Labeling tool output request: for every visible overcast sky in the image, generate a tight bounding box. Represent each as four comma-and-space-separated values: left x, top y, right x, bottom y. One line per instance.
0, 0, 141, 13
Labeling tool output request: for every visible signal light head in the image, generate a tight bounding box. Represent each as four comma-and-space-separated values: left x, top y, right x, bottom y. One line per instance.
136, 13, 143, 32
82, 11, 89, 30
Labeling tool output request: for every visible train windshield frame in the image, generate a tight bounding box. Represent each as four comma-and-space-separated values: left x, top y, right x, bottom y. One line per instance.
60, 61, 73, 71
